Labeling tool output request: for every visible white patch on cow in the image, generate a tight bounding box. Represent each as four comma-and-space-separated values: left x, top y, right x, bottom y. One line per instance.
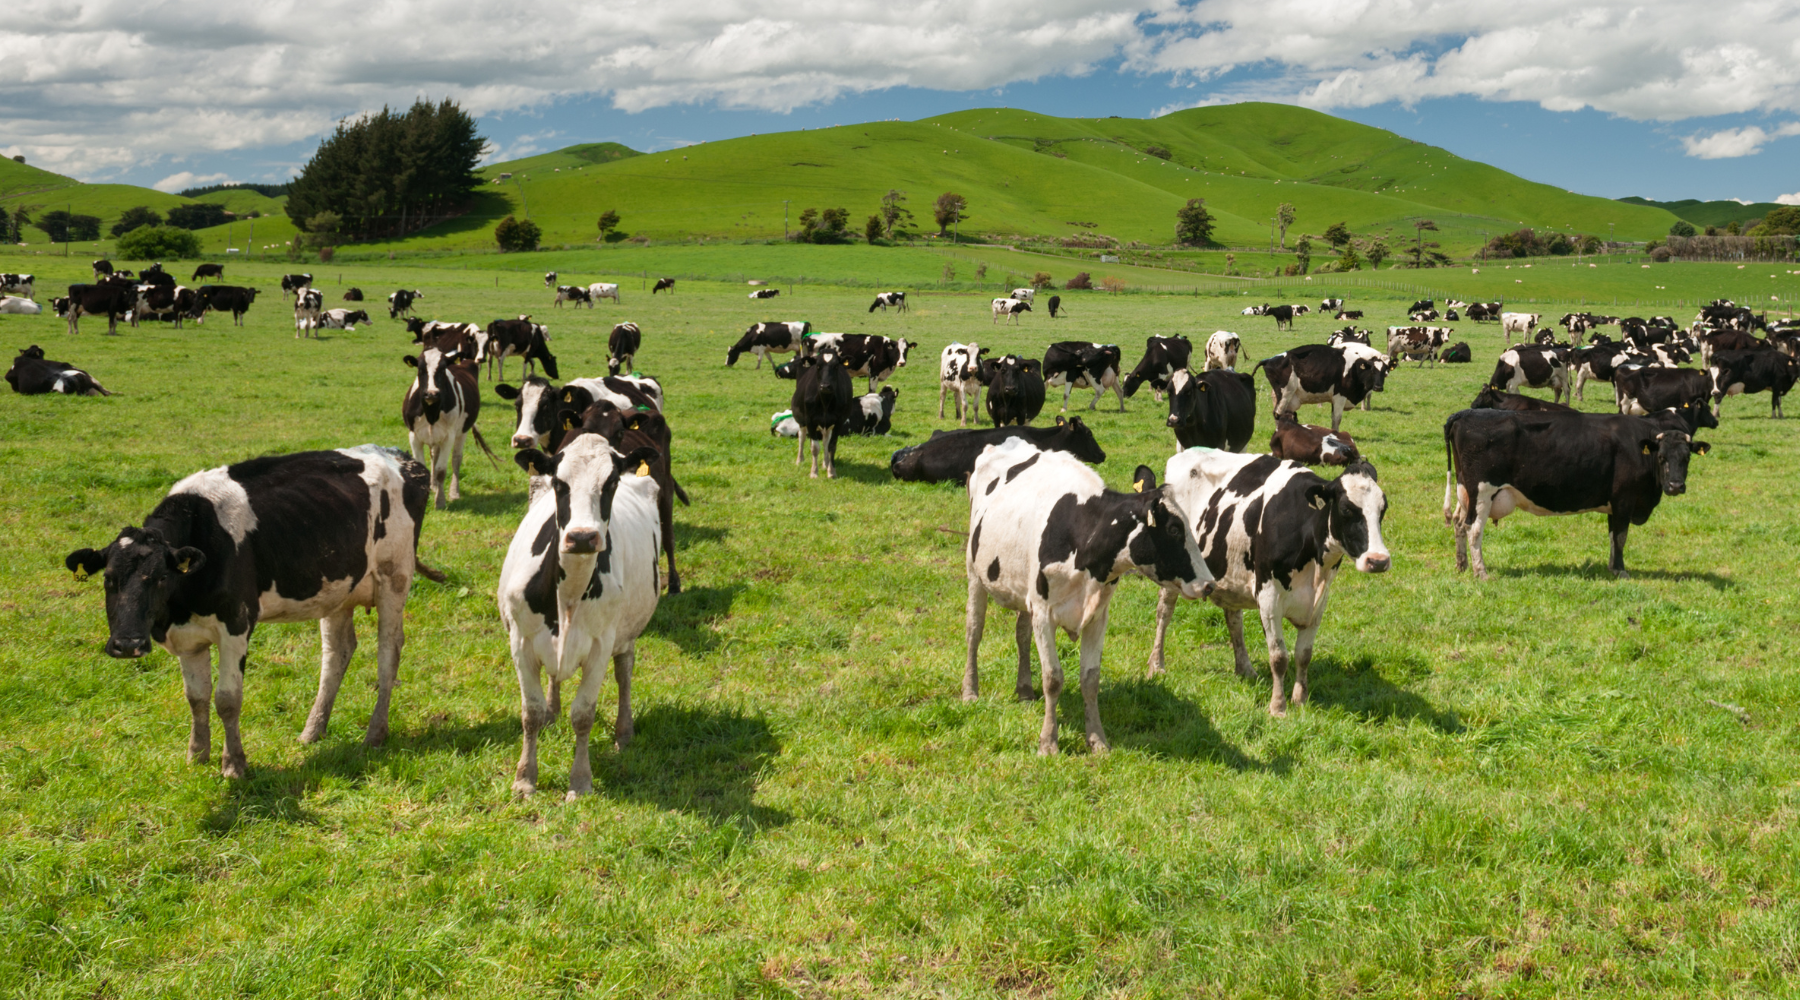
169, 466, 258, 544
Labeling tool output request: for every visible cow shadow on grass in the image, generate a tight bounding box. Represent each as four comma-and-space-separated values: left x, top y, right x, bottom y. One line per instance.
824, 458, 893, 485
1495, 562, 1733, 592
647, 582, 747, 655
673, 522, 729, 551
1306, 653, 1464, 733
453, 489, 530, 518
1087, 678, 1266, 772
598, 703, 789, 832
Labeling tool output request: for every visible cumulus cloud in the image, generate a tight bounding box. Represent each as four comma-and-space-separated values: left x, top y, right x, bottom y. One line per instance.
1778, 192, 1800, 205
152, 171, 233, 193
1680, 123, 1800, 159
3, 1, 1799, 179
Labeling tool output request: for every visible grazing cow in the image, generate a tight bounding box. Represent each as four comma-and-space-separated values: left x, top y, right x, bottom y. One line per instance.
869, 291, 907, 313
560, 399, 690, 595
1204, 330, 1241, 371
92, 259, 113, 279
133, 284, 201, 329
281, 273, 314, 299
1145, 450, 1389, 714
553, 285, 591, 308
1501, 312, 1540, 344
318, 308, 372, 330
1443, 408, 1709, 579
497, 433, 663, 798
1570, 345, 1636, 402
1047, 295, 1063, 319
486, 317, 559, 382
1253, 344, 1388, 432
406, 319, 484, 358
1043, 342, 1124, 412
293, 288, 325, 338
1465, 301, 1503, 322
750, 288, 781, 300
388, 288, 423, 319
1268, 413, 1358, 465
0, 296, 42, 315
841, 387, 899, 436
607, 322, 641, 377
985, 355, 1046, 426
1386, 325, 1450, 366
1320, 298, 1345, 313
727, 321, 812, 368
992, 297, 1031, 324
652, 277, 676, 295
1, 274, 36, 298
557, 376, 666, 424
1441, 342, 1471, 364
890, 417, 1104, 484
940, 342, 990, 424
588, 283, 621, 304
1009, 287, 1036, 304
195, 285, 258, 326
343, 287, 365, 301
543, 271, 557, 289
402, 347, 493, 509
1489, 346, 1568, 404
1610, 369, 1717, 432
963, 439, 1212, 753
1336, 310, 1364, 321
6, 345, 112, 396
1165, 368, 1256, 451
1444, 309, 1460, 322
1408, 299, 1436, 314
64, 446, 438, 777
1266, 304, 1307, 330
137, 264, 173, 288
790, 351, 855, 478
1708, 349, 1800, 418
1470, 386, 1575, 412
58, 282, 137, 335
1122, 335, 1192, 402
1328, 327, 1372, 348
191, 263, 224, 281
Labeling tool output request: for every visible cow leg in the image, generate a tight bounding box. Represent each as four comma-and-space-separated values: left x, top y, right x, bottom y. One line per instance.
1608, 514, 1632, 579
1031, 611, 1064, 754
1060, 382, 1072, 412
1077, 607, 1111, 753
214, 634, 250, 778
808, 436, 821, 479
1224, 608, 1257, 679
1258, 602, 1292, 717
938, 383, 948, 420
1147, 586, 1178, 677
178, 648, 214, 764
1290, 615, 1325, 707
1330, 397, 1346, 433
1553, 372, 1567, 405
364, 577, 407, 746
565, 651, 611, 800
448, 432, 465, 502
1575, 370, 1588, 402
1012, 611, 1038, 700
824, 426, 839, 479
962, 578, 987, 701
612, 647, 636, 749
754, 348, 765, 370
1468, 491, 1495, 580
300, 609, 357, 743
795, 429, 806, 466
510, 632, 548, 796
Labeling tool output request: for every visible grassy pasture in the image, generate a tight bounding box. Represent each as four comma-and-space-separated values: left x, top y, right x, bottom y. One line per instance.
2, 254, 1798, 998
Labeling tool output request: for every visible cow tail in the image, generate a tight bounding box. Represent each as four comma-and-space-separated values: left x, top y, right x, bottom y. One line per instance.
1442, 414, 1460, 526
413, 557, 448, 584
469, 425, 503, 471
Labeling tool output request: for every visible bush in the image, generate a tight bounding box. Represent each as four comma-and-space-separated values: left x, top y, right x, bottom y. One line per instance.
318, 246, 335, 263
1669, 220, 1697, 238
166, 202, 228, 230
111, 206, 162, 238
115, 225, 202, 259
1030, 271, 1054, 289
1145, 145, 1172, 160
1064, 271, 1092, 290
864, 214, 883, 244
494, 215, 541, 252
1650, 246, 1673, 262
1174, 198, 1215, 246
1100, 276, 1126, 293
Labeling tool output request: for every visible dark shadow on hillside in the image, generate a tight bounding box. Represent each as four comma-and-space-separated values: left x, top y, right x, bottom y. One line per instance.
1307, 654, 1464, 733
198, 711, 519, 833
599, 704, 788, 831
1494, 561, 1733, 591
646, 582, 745, 655
1068, 678, 1270, 772
401, 191, 518, 240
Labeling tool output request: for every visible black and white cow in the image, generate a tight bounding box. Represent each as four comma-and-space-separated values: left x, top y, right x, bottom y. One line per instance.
1242, 304, 1270, 317
1144, 450, 1389, 715
1320, 298, 1345, 313
557, 375, 665, 420
1489, 346, 1568, 404
991, 297, 1031, 324
1386, 325, 1450, 366
559, 399, 690, 595
58, 282, 137, 335
1570, 344, 1635, 402
1328, 327, 1372, 348
1464, 301, 1503, 322
1253, 343, 1388, 432
963, 439, 1211, 753
1441, 342, 1472, 363
750, 288, 780, 300
869, 291, 908, 313
317, 308, 372, 331
1336, 310, 1364, 321
726, 321, 811, 368
498, 433, 664, 798
402, 348, 491, 509
1409, 309, 1441, 322
6, 345, 112, 396
1444, 408, 1708, 578
493, 375, 662, 453
544, 271, 558, 289
388, 288, 423, 319
293, 287, 325, 338
1708, 349, 1800, 418
652, 277, 676, 295
1204, 330, 1241, 371
554, 285, 592, 308
1614, 368, 1718, 430
1, 274, 36, 297
1470, 385, 1574, 412
1268, 413, 1358, 465
890, 417, 1105, 484
803, 333, 914, 392
1501, 312, 1540, 344
790, 351, 855, 478
587, 282, 620, 305
92, 259, 113, 279
1266, 304, 1308, 330
196, 285, 258, 326
1008, 287, 1036, 304
65, 446, 438, 777
607, 322, 641, 377
1122, 335, 1192, 402
1043, 342, 1123, 412
939, 342, 990, 425
1561, 312, 1596, 345
1165, 368, 1256, 452
985, 355, 1046, 426
133, 284, 201, 329
841, 387, 899, 436
1410, 299, 1436, 314
343, 287, 365, 301
137, 264, 173, 288
1698, 329, 1767, 369
281, 273, 313, 299
486, 317, 558, 382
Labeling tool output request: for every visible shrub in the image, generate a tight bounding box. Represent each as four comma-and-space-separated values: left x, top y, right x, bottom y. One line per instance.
1323, 221, 1351, 248
1669, 220, 1697, 238
494, 215, 541, 252
974, 263, 987, 280
318, 246, 335, 263
1650, 245, 1673, 262
111, 206, 163, 238
1064, 271, 1092, 290
1030, 271, 1054, 289
1174, 198, 1215, 246
1100, 276, 1126, 293
166, 202, 228, 230
1145, 145, 1172, 160
116, 225, 202, 259
864, 214, 883, 244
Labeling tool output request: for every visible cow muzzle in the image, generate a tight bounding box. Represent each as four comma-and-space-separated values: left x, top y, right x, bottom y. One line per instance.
512, 433, 537, 449
1165, 413, 1181, 428
1663, 480, 1686, 496
563, 528, 601, 554
1180, 579, 1214, 600
1357, 551, 1392, 573
106, 635, 152, 658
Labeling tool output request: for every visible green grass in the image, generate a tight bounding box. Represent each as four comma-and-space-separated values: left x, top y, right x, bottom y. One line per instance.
2, 254, 1797, 997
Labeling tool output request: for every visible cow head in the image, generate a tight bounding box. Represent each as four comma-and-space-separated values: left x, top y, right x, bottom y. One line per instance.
403, 349, 455, 421
1305, 460, 1390, 573
1165, 369, 1203, 428
65, 527, 207, 659
894, 338, 912, 367
494, 376, 557, 449
1643, 431, 1707, 496
514, 435, 659, 557
1470, 385, 1506, 409
1128, 467, 1215, 599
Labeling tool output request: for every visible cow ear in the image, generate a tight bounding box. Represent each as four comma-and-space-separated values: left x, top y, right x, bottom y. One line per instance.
65, 548, 106, 581
1132, 465, 1157, 493
1640, 440, 1654, 455
619, 445, 660, 476
1198, 381, 1208, 391
169, 547, 206, 575
515, 449, 559, 477
1055, 416, 1065, 426
403, 355, 419, 368
493, 383, 519, 400
1693, 440, 1711, 456
560, 388, 577, 404
1305, 484, 1331, 510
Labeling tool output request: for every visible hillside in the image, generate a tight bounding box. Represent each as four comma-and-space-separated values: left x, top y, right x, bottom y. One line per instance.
1618, 196, 1787, 229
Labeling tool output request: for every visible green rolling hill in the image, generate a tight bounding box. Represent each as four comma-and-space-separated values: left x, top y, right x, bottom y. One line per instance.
1617, 196, 1788, 229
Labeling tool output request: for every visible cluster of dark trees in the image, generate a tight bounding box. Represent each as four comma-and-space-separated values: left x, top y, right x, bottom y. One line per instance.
34, 210, 102, 243
1480, 227, 1600, 259
177, 181, 291, 199
286, 98, 485, 242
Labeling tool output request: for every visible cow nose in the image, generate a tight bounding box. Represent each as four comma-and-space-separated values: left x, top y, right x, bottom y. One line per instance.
563, 528, 600, 554
512, 434, 537, 448
1182, 579, 1214, 600
1358, 552, 1392, 573
106, 636, 150, 659
1664, 481, 1686, 496
1165, 414, 1180, 427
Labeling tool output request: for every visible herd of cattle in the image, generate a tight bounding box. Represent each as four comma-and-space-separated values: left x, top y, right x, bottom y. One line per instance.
6, 269, 1796, 783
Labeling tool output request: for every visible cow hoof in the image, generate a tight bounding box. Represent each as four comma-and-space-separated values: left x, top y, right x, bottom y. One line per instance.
1087, 737, 1110, 753
1613, 569, 1631, 580
1145, 664, 1165, 679
220, 755, 248, 780
187, 745, 209, 765
564, 788, 589, 802
512, 779, 536, 797
961, 690, 979, 703
1268, 704, 1287, 718
1015, 687, 1040, 702
362, 726, 388, 747
1037, 740, 1060, 756
298, 723, 326, 744
1234, 664, 1257, 680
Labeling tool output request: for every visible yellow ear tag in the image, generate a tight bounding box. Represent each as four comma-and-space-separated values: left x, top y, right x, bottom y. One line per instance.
1199, 383, 1208, 391
73, 568, 88, 582
636, 461, 651, 476
1642, 444, 1652, 455
1132, 480, 1145, 493
177, 558, 192, 573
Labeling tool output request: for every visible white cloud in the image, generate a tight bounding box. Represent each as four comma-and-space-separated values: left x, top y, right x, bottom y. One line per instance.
1680, 123, 1800, 159
1778, 192, 1800, 205
152, 171, 233, 193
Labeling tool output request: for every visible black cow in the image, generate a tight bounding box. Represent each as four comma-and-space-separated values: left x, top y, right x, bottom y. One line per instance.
1266, 304, 1307, 330
727, 321, 810, 368
1043, 342, 1123, 412
1122, 335, 1192, 401
58, 282, 137, 335
197, 285, 259, 326
388, 288, 423, 319
92, 259, 113, 279
280, 273, 313, 298
191, 263, 225, 281
1047, 295, 1063, 318
343, 287, 364, 301
1253, 344, 1387, 432
608, 322, 641, 376
1336, 310, 1364, 321
1444, 408, 1708, 578
1470, 386, 1574, 412
560, 400, 690, 594
1709, 349, 1800, 418
1441, 342, 1472, 363
1614, 368, 1718, 431
64, 446, 439, 776
889, 418, 1104, 484
652, 277, 676, 295
6, 345, 112, 396
135, 283, 202, 328
840, 387, 899, 436
985, 355, 1046, 427
1165, 368, 1256, 451
485, 317, 558, 382
138, 263, 173, 288
790, 351, 855, 478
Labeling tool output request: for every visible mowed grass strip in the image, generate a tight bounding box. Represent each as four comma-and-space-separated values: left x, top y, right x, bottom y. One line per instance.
0, 257, 1796, 998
